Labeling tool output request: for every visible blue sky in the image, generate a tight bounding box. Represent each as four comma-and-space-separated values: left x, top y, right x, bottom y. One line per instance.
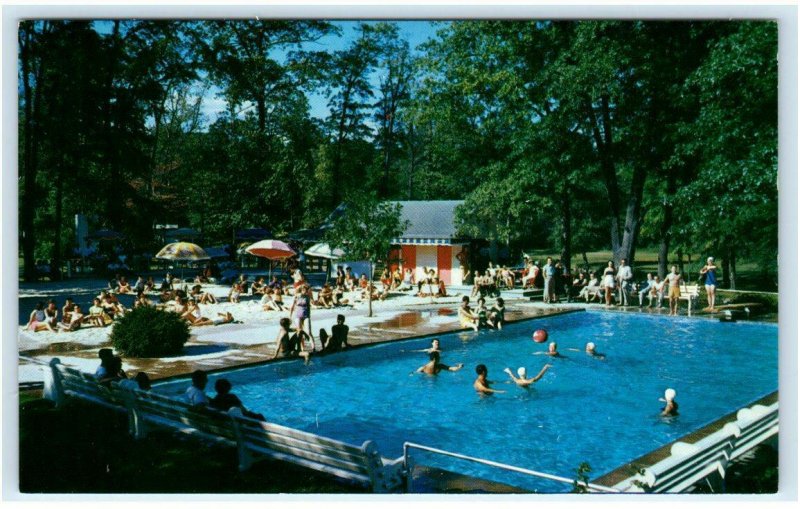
92, 20, 441, 127
196, 20, 441, 125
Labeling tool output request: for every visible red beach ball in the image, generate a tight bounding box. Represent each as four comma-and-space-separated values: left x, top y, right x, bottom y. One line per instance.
533, 329, 548, 343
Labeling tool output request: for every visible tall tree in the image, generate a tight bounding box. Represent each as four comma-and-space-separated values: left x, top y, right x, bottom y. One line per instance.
325, 194, 407, 317
323, 23, 382, 207
372, 23, 413, 198
673, 22, 778, 288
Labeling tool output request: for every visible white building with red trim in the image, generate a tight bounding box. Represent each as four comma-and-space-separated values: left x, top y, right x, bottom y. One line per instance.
387, 201, 468, 286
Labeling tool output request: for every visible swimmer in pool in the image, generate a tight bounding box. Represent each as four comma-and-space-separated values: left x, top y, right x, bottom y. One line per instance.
416, 351, 463, 375
503, 364, 552, 387
473, 364, 505, 395
534, 341, 566, 358
660, 388, 679, 417
568, 342, 606, 359
410, 338, 441, 354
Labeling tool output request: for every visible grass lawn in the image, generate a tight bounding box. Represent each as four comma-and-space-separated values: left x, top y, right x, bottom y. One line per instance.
18, 395, 365, 494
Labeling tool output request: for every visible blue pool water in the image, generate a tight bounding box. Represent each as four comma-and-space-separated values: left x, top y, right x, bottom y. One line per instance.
154, 310, 778, 492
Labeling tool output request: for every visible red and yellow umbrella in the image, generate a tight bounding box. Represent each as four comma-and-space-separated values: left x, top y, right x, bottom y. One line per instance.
155, 242, 210, 261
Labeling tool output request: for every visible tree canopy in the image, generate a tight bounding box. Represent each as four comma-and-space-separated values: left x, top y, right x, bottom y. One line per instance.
19, 19, 778, 288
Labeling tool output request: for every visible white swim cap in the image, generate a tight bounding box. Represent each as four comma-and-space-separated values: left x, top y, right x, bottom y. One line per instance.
664, 388, 676, 401
707, 257, 714, 263
517, 367, 527, 378
549, 341, 556, 348
586, 342, 595, 351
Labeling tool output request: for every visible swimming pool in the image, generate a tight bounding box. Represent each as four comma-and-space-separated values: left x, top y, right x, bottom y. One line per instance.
154, 310, 778, 492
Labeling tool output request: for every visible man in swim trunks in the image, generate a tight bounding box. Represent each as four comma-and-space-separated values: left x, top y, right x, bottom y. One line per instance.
665, 265, 683, 316
416, 351, 463, 375
473, 364, 505, 395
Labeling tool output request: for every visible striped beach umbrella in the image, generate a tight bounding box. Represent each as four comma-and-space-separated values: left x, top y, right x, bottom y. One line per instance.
245, 239, 296, 279
244, 239, 296, 260
304, 242, 345, 260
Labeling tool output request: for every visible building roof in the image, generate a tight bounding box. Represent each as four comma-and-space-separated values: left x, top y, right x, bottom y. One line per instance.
290, 200, 467, 245
391, 200, 464, 242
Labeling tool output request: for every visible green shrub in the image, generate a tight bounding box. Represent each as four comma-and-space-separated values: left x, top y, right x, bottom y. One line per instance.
110, 306, 190, 358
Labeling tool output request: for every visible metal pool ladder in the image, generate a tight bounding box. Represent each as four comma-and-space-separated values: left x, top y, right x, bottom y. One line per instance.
402, 442, 620, 493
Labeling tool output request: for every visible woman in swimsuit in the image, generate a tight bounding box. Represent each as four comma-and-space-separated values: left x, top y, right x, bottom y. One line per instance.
602, 260, 616, 306
289, 284, 315, 349
26, 302, 54, 332
458, 296, 479, 332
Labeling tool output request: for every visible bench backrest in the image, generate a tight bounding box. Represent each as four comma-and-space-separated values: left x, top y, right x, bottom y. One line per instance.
230, 412, 376, 485
680, 284, 700, 297
731, 402, 779, 461
55, 363, 128, 411
641, 422, 739, 493
47, 361, 402, 492
131, 390, 238, 442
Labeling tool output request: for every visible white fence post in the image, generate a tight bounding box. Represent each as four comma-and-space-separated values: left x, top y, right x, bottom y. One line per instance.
228, 409, 254, 472
42, 358, 65, 407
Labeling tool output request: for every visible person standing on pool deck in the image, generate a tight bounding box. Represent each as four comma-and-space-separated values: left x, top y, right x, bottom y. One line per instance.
289, 284, 315, 346
660, 388, 679, 417
700, 257, 718, 310
416, 351, 464, 375
665, 265, 683, 316
602, 260, 616, 306
543, 257, 556, 303
615, 258, 633, 306
503, 364, 552, 387
474, 364, 505, 394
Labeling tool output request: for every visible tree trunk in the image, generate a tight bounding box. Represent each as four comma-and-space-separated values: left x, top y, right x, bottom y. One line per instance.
617, 164, 648, 264
367, 261, 373, 318
586, 96, 622, 257
20, 23, 39, 282
676, 248, 684, 273
103, 21, 121, 229
559, 184, 571, 270
256, 94, 267, 135
51, 165, 65, 281
721, 255, 730, 288
581, 252, 589, 270
728, 247, 737, 290
658, 173, 676, 279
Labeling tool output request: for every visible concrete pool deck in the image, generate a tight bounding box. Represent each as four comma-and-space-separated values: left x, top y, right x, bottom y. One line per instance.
18, 286, 582, 383
18, 281, 776, 384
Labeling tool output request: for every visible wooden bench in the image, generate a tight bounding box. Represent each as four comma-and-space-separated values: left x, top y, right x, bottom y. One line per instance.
42, 358, 405, 492
230, 409, 404, 492
48, 359, 129, 412
679, 284, 700, 315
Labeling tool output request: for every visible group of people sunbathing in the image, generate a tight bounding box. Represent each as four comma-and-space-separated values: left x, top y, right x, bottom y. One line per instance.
457, 296, 506, 332
25, 290, 131, 333
469, 262, 516, 298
